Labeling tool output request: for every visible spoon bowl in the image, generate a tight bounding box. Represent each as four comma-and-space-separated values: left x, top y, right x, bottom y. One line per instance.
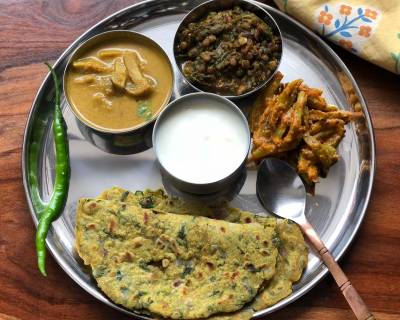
256, 158, 306, 223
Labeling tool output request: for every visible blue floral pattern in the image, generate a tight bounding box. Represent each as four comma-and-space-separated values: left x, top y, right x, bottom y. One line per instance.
315, 4, 380, 54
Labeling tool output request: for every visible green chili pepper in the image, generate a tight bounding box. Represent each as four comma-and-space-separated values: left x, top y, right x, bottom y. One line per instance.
35, 63, 70, 276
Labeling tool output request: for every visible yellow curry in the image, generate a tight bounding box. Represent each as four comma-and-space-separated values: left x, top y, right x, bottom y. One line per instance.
65, 36, 173, 132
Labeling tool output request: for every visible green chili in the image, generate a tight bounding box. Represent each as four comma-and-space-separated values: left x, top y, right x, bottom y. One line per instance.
35, 63, 70, 276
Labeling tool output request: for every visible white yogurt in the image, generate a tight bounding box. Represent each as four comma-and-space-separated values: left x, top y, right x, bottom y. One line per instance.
154, 96, 250, 184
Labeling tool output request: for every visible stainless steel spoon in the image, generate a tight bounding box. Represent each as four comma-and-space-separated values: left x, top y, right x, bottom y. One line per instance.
256, 158, 374, 320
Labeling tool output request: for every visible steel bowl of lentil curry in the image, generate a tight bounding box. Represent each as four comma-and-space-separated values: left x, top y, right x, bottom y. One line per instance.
173, 0, 282, 99
64, 30, 174, 154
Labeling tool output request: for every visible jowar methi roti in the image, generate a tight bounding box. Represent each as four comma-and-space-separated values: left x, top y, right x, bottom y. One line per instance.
75, 187, 308, 319
76, 197, 278, 319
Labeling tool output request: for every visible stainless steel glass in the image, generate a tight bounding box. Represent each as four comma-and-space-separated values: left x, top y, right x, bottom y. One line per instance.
21, 1, 375, 319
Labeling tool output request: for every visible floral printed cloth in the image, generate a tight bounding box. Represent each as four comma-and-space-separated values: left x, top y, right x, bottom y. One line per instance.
273, 0, 400, 74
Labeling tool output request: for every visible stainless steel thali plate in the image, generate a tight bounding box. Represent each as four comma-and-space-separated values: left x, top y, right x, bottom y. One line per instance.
22, 0, 375, 318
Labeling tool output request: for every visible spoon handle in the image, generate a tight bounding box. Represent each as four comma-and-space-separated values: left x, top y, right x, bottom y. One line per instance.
301, 221, 375, 320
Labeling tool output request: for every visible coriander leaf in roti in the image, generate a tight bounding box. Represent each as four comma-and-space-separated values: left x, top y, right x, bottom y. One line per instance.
75, 198, 278, 319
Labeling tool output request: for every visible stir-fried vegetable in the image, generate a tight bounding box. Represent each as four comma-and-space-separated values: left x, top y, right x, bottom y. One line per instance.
250, 72, 362, 188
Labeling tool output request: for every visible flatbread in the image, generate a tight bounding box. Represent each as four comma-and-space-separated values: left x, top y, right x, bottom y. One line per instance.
204, 211, 308, 319
96, 187, 308, 319
75, 197, 278, 319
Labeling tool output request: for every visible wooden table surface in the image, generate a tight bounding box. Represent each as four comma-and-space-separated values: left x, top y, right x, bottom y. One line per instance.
1, 1, 399, 319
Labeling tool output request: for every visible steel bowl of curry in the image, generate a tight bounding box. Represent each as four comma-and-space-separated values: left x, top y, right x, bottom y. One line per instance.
173, 0, 282, 99
64, 30, 174, 154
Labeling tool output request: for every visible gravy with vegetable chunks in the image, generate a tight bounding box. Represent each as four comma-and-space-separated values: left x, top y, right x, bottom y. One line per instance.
65, 36, 173, 132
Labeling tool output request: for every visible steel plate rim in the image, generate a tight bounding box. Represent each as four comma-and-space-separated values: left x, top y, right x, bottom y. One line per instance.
21, 0, 376, 319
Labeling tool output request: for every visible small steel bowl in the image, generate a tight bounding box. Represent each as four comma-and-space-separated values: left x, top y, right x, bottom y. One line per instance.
161, 167, 247, 204
173, 0, 282, 100
63, 30, 174, 155
152, 92, 251, 195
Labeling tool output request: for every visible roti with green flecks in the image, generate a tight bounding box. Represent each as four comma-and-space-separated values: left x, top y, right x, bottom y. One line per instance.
75, 197, 278, 319
96, 187, 308, 319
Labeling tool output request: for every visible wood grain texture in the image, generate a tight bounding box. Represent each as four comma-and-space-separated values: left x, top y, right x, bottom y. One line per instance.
0, 1, 399, 319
